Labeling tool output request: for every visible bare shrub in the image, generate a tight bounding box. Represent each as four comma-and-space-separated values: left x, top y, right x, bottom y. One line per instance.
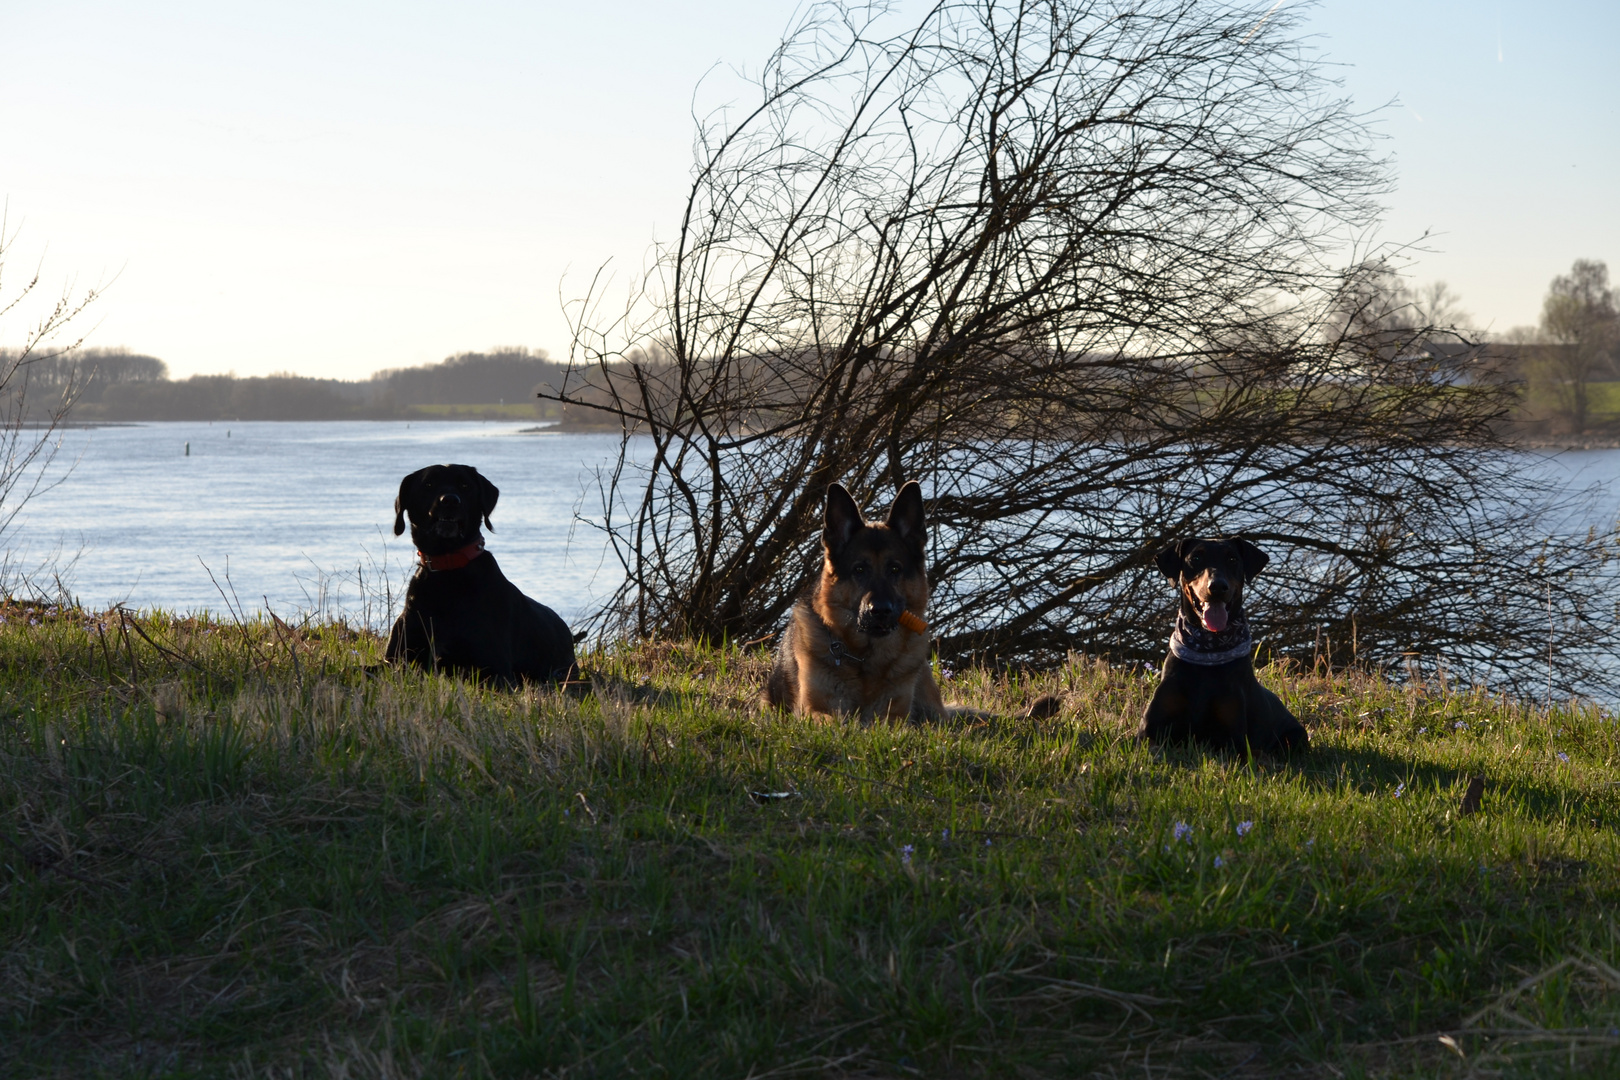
0, 209, 105, 552
544, 0, 1620, 696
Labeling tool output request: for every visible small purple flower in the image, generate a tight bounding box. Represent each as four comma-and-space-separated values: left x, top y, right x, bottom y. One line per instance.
984, 838, 992, 847
1418, 727, 1428, 735
901, 844, 914, 866
1172, 821, 1191, 843
1236, 820, 1253, 838
1306, 838, 1315, 849
941, 828, 950, 841
1213, 855, 1225, 868
940, 667, 955, 681
1557, 751, 1570, 763
1453, 720, 1465, 731
1393, 782, 1406, 798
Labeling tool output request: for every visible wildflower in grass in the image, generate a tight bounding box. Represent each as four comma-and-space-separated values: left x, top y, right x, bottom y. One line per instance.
1393, 782, 1406, 798
941, 828, 950, 841
985, 838, 992, 847
901, 844, 914, 866
1418, 727, 1428, 734
940, 665, 955, 681
1213, 855, 1225, 868
1236, 820, 1253, 838
1453, 720, 1466, 731
1557, 751, 1570, 763
1306, 838, 1315, 849
1173, 821, 1191, 843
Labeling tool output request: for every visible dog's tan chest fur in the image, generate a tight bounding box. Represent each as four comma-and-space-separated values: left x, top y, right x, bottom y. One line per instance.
788, 593, 938, 721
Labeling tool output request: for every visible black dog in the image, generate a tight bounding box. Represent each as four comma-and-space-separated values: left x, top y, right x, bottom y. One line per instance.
1137, 537, 1307, 754
386, 464, 576, 686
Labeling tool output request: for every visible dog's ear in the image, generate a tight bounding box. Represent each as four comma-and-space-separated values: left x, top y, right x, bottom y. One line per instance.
393, 469, 424, 536
885, 480, 925, 552
1231, 537, 1269, 581
823, 483, 864, 554
1155, 540, 1188, 580
476, 472, 499, 532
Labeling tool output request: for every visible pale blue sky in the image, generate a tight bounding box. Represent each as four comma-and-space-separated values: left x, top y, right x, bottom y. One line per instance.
1, 1, 1614, 379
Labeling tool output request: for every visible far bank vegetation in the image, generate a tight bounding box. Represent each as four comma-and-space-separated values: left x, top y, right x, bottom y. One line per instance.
0, 347, 572, 423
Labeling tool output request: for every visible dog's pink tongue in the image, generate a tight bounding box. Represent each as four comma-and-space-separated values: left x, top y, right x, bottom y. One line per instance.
1200, 603, 1228, 633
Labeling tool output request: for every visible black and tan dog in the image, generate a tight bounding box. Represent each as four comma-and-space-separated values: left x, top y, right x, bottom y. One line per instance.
766, 481, 944, 723
1137, 536, 1307, 754
386, 463, 576, 687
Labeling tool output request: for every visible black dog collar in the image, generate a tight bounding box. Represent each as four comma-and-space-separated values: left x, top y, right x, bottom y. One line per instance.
1167, 607, 1253, 665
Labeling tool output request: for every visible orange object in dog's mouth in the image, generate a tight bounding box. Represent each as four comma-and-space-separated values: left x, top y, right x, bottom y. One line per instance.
1199, 602, 1228, 633
898, 610, 927, 635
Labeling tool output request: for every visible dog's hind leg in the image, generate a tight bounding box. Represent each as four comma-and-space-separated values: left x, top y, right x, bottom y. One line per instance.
907, 669, 945, 723
1254, 685, 1309, 752
764, 625, 799, 709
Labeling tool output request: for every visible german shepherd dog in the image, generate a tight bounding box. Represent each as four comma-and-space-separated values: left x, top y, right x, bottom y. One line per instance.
1137, 537, 1307, 754
766, 481, 945, 723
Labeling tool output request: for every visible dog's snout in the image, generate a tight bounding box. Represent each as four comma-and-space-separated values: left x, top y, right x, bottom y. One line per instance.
864, 595, 901, 618
1205, 574, 1231, 598
431, 492, 463, 517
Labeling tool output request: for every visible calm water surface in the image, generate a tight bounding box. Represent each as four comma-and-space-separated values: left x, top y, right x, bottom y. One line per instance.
7, 421, 634, 626
7, 422, 1620, 626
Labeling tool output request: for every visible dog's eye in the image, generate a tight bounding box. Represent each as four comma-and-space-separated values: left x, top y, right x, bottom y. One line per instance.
852, 562, 870, 577
887, 562, 902, 576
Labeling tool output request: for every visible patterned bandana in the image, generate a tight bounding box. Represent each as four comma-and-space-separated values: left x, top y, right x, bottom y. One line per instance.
1167, 605, 1253, 665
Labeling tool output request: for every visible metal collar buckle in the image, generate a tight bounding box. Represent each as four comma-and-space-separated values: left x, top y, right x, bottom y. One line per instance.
828, 640, 866, 667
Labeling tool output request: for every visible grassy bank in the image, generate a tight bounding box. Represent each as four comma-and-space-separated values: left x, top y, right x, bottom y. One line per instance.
2, 604, 1618, 1078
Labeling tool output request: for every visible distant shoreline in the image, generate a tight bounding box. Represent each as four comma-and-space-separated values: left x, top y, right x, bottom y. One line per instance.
33, 418, 1620, 449
40, 417, 565, 431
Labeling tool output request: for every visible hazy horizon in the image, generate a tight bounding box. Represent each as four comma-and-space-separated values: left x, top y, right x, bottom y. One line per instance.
2, 0, 1615, 381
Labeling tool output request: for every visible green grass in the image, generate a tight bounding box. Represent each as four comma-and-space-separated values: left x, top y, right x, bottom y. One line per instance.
3, 603, 1620, 1077
1521, 379, 1620, 428
1580, 381, 1620, 423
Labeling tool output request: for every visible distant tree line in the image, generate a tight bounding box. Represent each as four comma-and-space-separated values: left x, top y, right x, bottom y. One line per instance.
0, 347, 573, 423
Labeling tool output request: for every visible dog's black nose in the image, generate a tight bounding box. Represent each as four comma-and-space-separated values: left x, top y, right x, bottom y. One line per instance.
432, 493, 463, 516
1206, 576, 1230, 597
865, 597, 900, 618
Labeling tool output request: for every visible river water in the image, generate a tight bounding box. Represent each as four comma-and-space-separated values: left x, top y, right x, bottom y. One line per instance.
4, 421, 633, 627
8, 421, 1620, 630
